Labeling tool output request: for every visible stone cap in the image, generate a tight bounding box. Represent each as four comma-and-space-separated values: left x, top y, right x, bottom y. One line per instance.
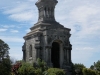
37, 0, 58, 2
36, 0, 58, 6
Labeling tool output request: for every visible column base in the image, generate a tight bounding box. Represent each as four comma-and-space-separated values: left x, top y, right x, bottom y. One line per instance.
63, 69, 72, 75
62, 61, 73, 75
48, 62, 53, 67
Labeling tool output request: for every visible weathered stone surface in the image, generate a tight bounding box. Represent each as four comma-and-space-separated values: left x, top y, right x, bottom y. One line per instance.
22, 0, 72, 72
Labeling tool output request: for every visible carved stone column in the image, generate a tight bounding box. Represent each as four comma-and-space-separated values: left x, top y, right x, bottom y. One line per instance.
67, 49, 70, 63
63, 47, 68, 63
22, 43, 26, 61
22, 50, 26, 61
37, 49, 40, 58
45, 45, 52, 67
68, 44, 72, 63
63, 46, 70, 69
64, 43, 72, 64
35, 45, 42, 60
63, 47, 67, 61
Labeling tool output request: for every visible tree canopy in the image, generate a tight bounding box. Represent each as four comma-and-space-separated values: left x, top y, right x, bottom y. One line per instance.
0, 39, 11, 75
0, 39, 10, 61
74, 63, 86, 69
90, 60, 100, 72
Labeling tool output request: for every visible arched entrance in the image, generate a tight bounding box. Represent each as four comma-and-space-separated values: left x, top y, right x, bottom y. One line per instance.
51, 42, 60, 68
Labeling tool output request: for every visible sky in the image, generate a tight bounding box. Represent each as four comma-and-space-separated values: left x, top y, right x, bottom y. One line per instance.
0, 0, 100, 68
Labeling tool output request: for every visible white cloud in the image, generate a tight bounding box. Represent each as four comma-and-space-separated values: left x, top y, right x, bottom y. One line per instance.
75, 47, 94, 51
10, 30, 19, 33
72, 46, 99, 65
2, 0, 37, 23
70, 6, 99, 22
9, 11, 35, 22
0, 28, 7, 32
0, 36, 24, 43
28, 0, 35, 2
66, 5, 100, 39
2, 25, 16, 28
4, 4, 30, 14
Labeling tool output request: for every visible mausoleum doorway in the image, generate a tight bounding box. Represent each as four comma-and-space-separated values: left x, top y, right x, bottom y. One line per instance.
51, 42, 60, 68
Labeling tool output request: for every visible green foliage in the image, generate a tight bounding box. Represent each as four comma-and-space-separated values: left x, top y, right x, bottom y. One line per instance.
90, 60, 100, 72
94, 60, 100, 71
0, 58, 11, 75
95, 70, 100, 75
33, 58, 48, 75
82, 68, 96, 75
34, 68, 43, 75
18, 62, 35, 75
90, 65, 94, 70
15, 58, 100, 75
70, 63, 76, 75
17, 59, 65, 75
18, 59, 48, 75
44, 68, 65, 75
35, 58, 48, 71
90, 60, 100, 75
0, 39, 11, 75
72, 63, 85, 75
0, 39, 10, 60
74, 63, 86, 70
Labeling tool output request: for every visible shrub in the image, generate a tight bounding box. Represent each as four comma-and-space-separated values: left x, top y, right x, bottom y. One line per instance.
14, 59, 66, 75
18, 59, 48, 75
44, 68, 65, 75
35, 58, 48, 71
34, 68, 43, 75
18, 62, 35, 75
82, 68, 96, 75
33, 58, 48, 75
96, 71, 100, 75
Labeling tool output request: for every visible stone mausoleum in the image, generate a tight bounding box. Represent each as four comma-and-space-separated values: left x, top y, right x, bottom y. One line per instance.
22, 0, 72, 69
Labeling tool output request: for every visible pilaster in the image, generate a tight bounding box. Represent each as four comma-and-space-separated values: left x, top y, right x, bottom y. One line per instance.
45, 45, 52, 67
35, 45, 42, 60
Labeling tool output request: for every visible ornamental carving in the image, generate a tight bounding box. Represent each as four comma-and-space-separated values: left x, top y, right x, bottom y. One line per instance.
47, 36, 53, 44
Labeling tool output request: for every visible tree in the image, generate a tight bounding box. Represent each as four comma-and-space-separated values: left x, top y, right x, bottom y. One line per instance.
90, 61, 100, 71
74, 63, 86, 75
0, 39, 11, 75
90, 65, 94, 70
74, 63, 86, 69
82, 68, 96, 75
0, 39, 10, 61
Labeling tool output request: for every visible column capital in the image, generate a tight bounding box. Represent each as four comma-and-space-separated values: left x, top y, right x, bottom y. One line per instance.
63, 46, 69, 50
64, 44, 72, 50
35, 45, 42, 49
68, 44, 72, 50
45, 45, 52, 49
